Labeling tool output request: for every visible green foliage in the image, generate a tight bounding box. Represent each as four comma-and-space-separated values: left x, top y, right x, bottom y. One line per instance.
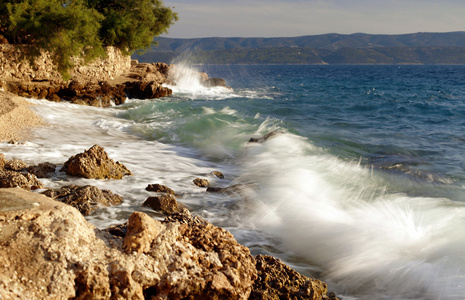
0, 0, 177, 79
87, 0, 177, 54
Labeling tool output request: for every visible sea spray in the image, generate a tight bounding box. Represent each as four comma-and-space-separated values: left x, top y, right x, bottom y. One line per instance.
234, 132, 465, 299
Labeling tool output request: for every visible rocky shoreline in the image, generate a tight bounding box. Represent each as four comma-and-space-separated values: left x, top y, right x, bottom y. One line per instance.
0, 49, 338, 298
0, 145, 337, 299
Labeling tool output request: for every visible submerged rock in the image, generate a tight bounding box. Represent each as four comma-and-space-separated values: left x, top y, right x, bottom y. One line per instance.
61, 145, 132, 179
0, 189, 257, 299
43, 184, 123, 216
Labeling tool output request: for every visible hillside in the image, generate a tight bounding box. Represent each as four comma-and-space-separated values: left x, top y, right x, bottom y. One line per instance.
133, 32, 465, 64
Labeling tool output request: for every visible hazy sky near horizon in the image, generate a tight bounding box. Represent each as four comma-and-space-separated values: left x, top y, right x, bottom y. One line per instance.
163, 0, 465, 38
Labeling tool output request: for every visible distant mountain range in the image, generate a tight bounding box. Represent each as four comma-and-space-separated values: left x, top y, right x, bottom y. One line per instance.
132, 32, 465, 65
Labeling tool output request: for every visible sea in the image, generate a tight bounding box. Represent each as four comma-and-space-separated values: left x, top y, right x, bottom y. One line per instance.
2, 64, 465, 299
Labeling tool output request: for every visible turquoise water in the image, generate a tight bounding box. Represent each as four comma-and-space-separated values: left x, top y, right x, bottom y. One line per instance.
3, 64, 465, 299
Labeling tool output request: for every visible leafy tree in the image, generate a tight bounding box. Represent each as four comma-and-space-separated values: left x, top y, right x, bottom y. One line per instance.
0, 0, 177, 79
87, 0, 178, 54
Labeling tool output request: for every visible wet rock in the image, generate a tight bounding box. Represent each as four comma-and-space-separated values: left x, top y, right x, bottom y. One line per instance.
250, 255, 332, 300
193, 178, 210, 187
142, 194, 186, 214
0, 154, 43, 190
61, 144, 132, 179
27, 162, 56, 178
42, 184, 123, 216
207, 183, 259, 196
3, 158, 28, 171
0, 169, 43, 190
202, 77, 232, 89
145, 183, 176, 195
124, 81, 172, 99
58, 80, 127, 107
212, 171, 225, 179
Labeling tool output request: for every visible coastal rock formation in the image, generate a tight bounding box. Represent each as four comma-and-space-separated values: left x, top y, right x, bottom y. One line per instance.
142, 194, 184, 214
61, 145, 132, 179
58, 80, 127, 107
27, 162, 56, 178
123, 80, 172, 99
202, 77, 232, 89
0, 154, 43, 190
0, 188, 257, 299
146, 183, 176, 195
43, 185, 123, 216
250, 255, 332, 300
193, 178, 210, 187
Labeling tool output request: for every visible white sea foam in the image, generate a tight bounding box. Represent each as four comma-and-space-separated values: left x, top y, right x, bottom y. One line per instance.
235, 133, 465, 299
164, 62, 236, 100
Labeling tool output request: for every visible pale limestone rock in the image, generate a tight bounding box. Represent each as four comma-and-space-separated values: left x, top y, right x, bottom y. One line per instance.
0, 188, 257, 300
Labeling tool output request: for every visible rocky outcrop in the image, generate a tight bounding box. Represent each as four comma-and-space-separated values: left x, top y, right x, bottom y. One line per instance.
123, 80, 172, 99
202, 77, 232, 89
43, 185, 123, 216
57, 80, 127, 107
145, 183, 176, 195
142, 194, 184, 214
0, 188, 257, 299
193, 178, 210, 187
61, 145, 132, 179
250, 255, 333, 300
0, 154, 43, 190
0, 45, 130, 83
27, 162, 56, 178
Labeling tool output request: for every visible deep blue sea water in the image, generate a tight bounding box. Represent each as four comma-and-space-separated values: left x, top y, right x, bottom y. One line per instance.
3, 64, 465, 299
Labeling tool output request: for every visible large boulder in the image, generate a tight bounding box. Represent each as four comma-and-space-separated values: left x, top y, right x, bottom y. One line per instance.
42, 184, 123, 216
61, 145, 132, 179
0, 188, 257, 299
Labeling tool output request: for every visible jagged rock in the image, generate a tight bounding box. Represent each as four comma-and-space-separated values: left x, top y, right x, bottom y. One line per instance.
202, 77, 231, 89
3, 158, 28, 171
250, 255, 333, 300
42, 184, 123, 216
58, 80, 127, 107
142, 194, 185, 214
61, 145, 132, 179
0, 189, 258, 299
145, 183, 176, 195
27, 162, 56, 178
124, 81, 172, 99
193, 178, 210, 187
212, 171, 225, 179
0, 154, 43, 190
0, 169, 43, 190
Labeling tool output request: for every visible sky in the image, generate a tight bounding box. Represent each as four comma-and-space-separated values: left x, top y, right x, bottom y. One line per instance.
163, 0, 465, 38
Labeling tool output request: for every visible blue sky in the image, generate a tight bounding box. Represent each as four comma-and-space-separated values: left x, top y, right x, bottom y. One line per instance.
163, 0, 465, 38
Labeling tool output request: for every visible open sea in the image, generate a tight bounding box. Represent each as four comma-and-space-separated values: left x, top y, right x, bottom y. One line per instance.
3, 64, 465, 299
